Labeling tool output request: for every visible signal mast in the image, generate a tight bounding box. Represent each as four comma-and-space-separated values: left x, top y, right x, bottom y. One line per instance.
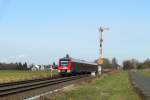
97, 26, 109, 65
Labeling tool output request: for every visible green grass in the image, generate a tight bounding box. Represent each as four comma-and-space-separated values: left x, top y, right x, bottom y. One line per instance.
52, 71, 140, 100
138, 69, 150, 76
0, 70, 57, 83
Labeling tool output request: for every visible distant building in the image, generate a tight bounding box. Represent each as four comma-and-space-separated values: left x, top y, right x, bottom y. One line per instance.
44, 65, 53, 70
30, 64, 38, 71
29, 64, 53, 71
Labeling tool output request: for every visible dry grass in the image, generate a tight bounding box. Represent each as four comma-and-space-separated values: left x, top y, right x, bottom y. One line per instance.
0, 70, 57, 83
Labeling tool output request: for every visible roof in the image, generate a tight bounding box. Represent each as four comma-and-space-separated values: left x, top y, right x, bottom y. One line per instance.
60, 57, 97, 65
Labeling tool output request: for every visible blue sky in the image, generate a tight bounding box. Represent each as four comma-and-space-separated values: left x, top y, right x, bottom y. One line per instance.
0, 0, 150, 64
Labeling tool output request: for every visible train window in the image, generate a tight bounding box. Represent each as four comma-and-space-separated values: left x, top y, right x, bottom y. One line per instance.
60, 59, 69, 66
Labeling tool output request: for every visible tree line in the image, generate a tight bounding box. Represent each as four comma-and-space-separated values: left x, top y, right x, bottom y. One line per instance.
97, 57, 150, 70
123, 58, 150, 70
0, 62, 29, 70
16, 62, 28, 70
95, 57, 120, 69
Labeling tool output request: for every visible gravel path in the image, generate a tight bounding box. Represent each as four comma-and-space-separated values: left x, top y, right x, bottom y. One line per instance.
129, 71, 150, 100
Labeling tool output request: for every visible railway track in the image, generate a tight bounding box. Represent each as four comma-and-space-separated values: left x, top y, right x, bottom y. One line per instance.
0, 74, 90, 97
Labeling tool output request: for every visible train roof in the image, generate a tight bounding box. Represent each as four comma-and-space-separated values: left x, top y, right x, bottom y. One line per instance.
60, 57, 97, 65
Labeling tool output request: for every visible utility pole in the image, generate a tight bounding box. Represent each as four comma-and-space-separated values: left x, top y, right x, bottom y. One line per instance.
97, 26, 109, 65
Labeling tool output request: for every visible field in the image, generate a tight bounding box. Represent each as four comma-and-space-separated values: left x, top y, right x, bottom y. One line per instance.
138, 69, 150, 76
48, 71, 140, 100
0, 70, 57, 83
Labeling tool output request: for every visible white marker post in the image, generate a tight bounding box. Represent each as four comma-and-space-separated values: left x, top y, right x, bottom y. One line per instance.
50, 65, 53, 78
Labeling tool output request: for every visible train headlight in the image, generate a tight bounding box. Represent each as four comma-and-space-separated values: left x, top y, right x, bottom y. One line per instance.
67, 70, 70, 73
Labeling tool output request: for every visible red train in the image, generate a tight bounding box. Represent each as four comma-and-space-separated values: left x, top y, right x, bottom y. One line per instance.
57, 56, 98, 75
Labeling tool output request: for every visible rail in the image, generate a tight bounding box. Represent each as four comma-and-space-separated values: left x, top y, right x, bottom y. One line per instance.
0, 74, 90, 96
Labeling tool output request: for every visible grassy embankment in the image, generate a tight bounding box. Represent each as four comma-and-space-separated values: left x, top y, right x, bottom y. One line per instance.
138, 69, 150, 76
0, 70, 57, 83
49, 71, 140, 100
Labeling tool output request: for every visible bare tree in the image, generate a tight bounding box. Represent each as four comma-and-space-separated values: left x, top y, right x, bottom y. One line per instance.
112, 57, 118, 69
123, 60, 134, 70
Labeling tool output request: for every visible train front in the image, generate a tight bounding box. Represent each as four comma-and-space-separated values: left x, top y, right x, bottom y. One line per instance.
57, 57, 71, 74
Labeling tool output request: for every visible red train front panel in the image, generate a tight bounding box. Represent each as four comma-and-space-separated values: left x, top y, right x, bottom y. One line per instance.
57, 58, 72, 73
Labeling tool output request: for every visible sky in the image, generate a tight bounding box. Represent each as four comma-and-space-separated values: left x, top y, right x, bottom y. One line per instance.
0, 0, 150, 65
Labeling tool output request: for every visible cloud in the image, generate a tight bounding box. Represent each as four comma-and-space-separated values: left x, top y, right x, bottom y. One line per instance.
9, 54, 28, 59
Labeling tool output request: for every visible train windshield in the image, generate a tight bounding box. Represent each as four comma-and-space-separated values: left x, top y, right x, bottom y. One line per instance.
60, 59, 69, 66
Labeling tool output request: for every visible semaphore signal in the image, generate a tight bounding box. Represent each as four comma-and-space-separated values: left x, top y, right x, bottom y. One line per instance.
97, 25, 109, 65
